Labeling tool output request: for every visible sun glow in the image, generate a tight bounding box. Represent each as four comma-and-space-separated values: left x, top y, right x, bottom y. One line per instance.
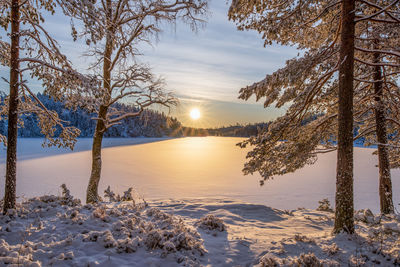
190, 108, 201, 120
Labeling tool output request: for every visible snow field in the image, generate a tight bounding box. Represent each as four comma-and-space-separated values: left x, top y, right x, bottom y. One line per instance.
0, 191, 399, 266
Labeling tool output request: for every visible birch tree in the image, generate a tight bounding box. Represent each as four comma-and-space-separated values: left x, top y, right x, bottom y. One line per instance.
229, 0, 400, 233
59, 0, 208, 203
0, 0, 92, 213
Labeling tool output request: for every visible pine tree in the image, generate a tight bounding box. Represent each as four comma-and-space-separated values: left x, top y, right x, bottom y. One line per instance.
229, 0, 400, 233
0, 0, 91, 213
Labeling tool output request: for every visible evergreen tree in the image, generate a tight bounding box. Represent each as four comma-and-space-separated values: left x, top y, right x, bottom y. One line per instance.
229, 0, 400, 233
0, 0, 90, 213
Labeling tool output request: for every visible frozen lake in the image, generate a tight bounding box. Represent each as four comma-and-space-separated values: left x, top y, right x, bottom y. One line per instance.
0, 137, 168, 163
0, 137, 398, 213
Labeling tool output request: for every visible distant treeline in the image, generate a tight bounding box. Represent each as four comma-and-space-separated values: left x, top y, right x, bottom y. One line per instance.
181, 123, 269, 137
0, 93, 183, 138
0, 93, 268, 138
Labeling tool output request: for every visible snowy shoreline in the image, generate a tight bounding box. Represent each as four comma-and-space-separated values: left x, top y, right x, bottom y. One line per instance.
0, 191, 399, 266
0, 137, 399, 213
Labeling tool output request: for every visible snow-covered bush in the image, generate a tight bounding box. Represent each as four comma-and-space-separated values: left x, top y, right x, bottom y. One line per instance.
86, 205, 207, 258
92, 206, 111, 222
282, 209, 294, 216
104, 186, 119, 202
316, 198, 333, 212
362, 214, 400, 265
0, 239, 41, 266
258, 254, 280, 267
144, 207, 207, 255
122, 188, 134, 201
195, 215, 226, 232
0, 194, 208, 266
293, 234, 315, 244
60, 184, 81, 206
104, 186, 135, 203
292, 253, 327, 266
348, 254, 368, 267
99, 230, 118, 248
322, 243, 340, 255
116, 237, 139, 253
354, 209, 380, 225
145, 229, 163, 249
258, 252, 338, 267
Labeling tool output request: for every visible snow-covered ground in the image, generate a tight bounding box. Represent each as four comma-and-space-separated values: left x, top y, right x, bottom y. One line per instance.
0, 192, 399, 266
0, 137, 399, 266
0, 137, 398, 213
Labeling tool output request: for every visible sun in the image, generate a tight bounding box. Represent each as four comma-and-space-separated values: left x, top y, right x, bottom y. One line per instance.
190, 108, 201, 120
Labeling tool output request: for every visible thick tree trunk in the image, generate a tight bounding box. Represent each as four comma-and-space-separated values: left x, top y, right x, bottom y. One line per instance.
334, 0, 355, 234
86, 0, 113, 203
373, 43, 394, 214
3, 0, 20, 214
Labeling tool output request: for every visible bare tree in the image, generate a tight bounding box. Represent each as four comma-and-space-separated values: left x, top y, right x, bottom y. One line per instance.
59, 0, 208, 203
0, 0, 92, 213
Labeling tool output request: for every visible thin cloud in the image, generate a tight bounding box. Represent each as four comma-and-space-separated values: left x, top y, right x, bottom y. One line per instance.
0, 0, 298, 128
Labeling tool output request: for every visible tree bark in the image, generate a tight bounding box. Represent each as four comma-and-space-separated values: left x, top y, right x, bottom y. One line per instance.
86, 105, 107, 203
86, 0, 113, 203
3, 0, 20, 214
334, 0, 355, 234
373, 41, 394, 214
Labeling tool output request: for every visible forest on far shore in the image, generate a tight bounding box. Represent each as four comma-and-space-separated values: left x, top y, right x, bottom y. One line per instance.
0, 92, 269, 138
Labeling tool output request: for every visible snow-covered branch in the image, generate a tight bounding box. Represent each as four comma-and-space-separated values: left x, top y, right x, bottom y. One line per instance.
355, 0, 400, 23
355, 46, 400, 58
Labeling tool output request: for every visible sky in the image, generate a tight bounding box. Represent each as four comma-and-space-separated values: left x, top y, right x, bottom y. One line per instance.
0, 0, 299, 128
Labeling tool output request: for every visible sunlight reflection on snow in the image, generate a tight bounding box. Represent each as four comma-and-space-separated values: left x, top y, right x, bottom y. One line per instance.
0, 137, 398, 213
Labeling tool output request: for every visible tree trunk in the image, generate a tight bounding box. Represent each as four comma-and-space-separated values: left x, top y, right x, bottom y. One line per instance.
373, 41, 394, 214
86, 105, 107, 203
334, 0, 355, 234
3, 0, 20, 214
86, 0, 113, 203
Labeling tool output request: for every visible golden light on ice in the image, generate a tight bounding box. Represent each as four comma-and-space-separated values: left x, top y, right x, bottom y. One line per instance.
190, 108, 201, 120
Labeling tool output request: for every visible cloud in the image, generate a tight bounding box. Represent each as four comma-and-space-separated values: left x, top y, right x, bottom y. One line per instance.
0, 0, 298, 128
141, 0, 298, 105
